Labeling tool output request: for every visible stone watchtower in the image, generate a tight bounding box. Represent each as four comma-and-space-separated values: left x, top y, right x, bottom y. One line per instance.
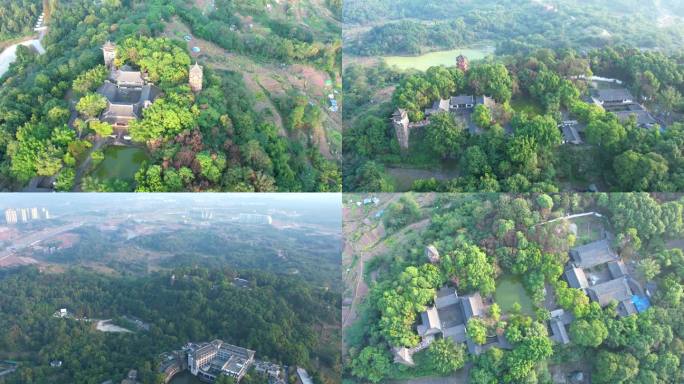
102, 41, 117, 69
392, 108, 411, 150
189, 63, 203, 93
456, 54, 469, 72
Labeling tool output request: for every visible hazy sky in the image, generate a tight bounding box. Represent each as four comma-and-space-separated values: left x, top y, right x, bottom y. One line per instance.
0, 193, 342, 216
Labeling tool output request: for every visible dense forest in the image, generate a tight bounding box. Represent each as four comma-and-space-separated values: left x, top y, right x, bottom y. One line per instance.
344, 0, 684, 56
344, 47, 684, 192
0, 0, 341, 192
345, 193, 684, 383
36, 222, 342, 289
0, 0, 42, 43
0, 266, 340, 384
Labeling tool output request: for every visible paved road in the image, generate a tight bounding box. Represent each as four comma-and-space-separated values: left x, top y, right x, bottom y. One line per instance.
389, 367, 470, 384
0, 222, 83, 261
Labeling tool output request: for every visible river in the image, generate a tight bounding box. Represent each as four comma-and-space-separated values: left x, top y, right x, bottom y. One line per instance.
0, 8, 48, 79
0, 38, 45, 78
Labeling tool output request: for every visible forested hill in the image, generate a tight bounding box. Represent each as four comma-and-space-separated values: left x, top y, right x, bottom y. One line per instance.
0, 0, 342, 192
344, 0, 684, 56
344, 0, 684, 24
0, 266, 341, 384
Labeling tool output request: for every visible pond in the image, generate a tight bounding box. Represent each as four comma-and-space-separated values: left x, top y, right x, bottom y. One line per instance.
494, 276, 535, 316
92, 146, 149, 181
168, 371, 202, 384
383, 46, 495, 71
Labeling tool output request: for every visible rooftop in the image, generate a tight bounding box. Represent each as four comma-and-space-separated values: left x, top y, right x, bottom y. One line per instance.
569, 239, 618, 269
564, 266, 589, 289
586, 277, 634, 307
597, 88, 634, 103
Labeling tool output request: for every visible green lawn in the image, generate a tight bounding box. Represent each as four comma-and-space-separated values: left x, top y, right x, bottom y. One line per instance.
383, 46, 495, 71
510, 96, 544, 116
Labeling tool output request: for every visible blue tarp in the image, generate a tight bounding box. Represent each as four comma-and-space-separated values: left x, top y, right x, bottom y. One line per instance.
632, 294, 651, 313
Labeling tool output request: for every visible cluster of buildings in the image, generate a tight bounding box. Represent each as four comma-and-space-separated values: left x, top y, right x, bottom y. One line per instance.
562, 87, 658, 145
591, 88, 656, 128
392, 55, 499, 149
4, 207, 50, 224
564, 239, 647, 316
159, 340, 289, 384
394, 236, 651, 365
393, 246, 512, 365
236, 213, 273, 225
187, 340, 255, 382
392, 94, 496, 150
95, 41, 203, 139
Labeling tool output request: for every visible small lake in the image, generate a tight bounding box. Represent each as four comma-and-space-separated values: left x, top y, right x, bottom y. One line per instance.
169, 371, 202, 384
92, 146, 149, 181
383, 46, 495, 71
494, 276, 535, 316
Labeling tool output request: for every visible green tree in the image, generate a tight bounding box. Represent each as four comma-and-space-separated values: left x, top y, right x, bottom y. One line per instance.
425, 338, 466, 374
442, 243, 496, 295
592, 351, 639, 384
467, 63, 513, 102
467, 318, 488, 345
351, 346, 391, 383
90, 121, 113, 137
425, 112, 466, 159
76, 93, 107, 119
472, 104, 492, 129
569, 319, 608, 347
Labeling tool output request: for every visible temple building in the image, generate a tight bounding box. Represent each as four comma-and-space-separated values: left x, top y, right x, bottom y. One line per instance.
563, 239, 648, 317
456, 55, 469, 72
189, 62, 204, 93
95, 42, 203, 135
96, 42, 161, 133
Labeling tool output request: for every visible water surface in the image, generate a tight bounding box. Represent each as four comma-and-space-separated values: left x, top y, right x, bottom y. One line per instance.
494, 276, 535, 316
92, 146, 149, 181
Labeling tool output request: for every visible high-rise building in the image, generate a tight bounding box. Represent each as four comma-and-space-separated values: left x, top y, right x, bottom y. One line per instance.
31, 207, 39, 220
4, 209, 18, 224
237, 213, 272, 225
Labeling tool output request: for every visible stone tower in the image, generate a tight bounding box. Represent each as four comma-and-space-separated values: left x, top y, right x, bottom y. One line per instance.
189, 63, 203, 93
392, 108, 411, 150
456, 54, 469, 72
102, 41, 116, 69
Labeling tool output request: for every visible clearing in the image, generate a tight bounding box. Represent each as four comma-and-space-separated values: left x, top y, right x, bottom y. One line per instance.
163, 17, 341, 160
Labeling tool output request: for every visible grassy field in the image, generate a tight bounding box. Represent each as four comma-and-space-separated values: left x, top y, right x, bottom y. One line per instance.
383, 46, 494, 71
572, 215, 606, 245
510, 96, 544, 116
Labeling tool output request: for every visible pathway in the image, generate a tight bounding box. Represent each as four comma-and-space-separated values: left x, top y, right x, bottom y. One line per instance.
72, 137, 108, 191
534, 212, 603, 227
389, 365, 471, 384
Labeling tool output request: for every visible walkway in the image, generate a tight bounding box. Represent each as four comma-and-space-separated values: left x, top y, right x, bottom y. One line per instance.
534, 212, 603, 227
72, 137, 108, 191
